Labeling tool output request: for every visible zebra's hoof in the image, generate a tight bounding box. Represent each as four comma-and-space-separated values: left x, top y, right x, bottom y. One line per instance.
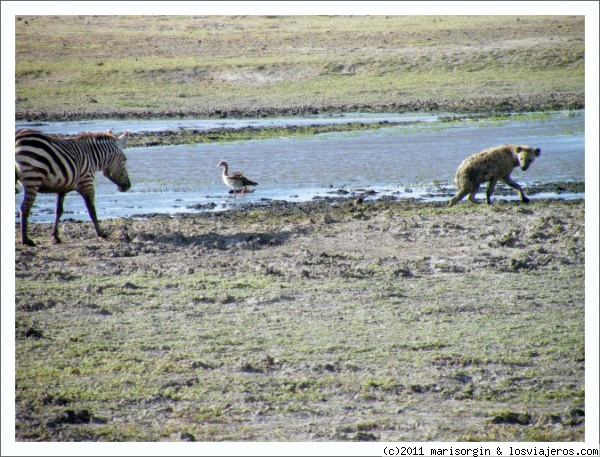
22, 239, 36, 247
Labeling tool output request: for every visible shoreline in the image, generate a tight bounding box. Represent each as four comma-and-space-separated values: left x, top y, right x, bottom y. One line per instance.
15, 102, 585, 149
16, 180, 585, 227
16, 93, 585, 123
136, 180, 587, 220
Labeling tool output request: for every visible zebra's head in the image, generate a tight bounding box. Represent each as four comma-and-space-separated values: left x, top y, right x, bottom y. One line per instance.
103, 130, 131, 192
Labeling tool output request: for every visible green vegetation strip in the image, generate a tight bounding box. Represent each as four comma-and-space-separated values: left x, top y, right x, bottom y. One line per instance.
15, 15, 584, 120
52, 111, 579, 148
127, 122, 402, 147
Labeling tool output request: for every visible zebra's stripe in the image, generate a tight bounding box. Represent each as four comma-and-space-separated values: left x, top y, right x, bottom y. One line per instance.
15, 129, 131, 245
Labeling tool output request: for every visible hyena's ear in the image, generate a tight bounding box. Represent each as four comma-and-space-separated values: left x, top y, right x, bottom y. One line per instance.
534, 148, 541, 157
516, 146, 522, 153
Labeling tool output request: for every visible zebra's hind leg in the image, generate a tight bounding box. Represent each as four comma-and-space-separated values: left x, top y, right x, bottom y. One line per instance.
19, 187, 38, 246
80, 191, 107, 240
51, 193, 66, 244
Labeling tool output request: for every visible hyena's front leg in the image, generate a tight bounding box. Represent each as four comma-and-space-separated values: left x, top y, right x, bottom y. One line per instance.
502, 176, 529, 203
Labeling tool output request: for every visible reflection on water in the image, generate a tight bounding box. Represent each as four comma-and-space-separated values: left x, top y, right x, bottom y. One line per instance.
15, 111, 585, 223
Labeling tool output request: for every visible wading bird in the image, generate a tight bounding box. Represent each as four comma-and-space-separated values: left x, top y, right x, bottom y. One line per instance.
217, 161, 258, 199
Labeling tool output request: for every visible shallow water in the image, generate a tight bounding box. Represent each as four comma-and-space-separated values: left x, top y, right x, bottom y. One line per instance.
15, 111, 585, 223
15, 112, 438, 135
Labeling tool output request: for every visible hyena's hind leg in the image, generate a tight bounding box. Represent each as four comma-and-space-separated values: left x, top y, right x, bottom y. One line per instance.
468, 183, 481, 204
448, 189, 470, 207
486, 178, 499, 204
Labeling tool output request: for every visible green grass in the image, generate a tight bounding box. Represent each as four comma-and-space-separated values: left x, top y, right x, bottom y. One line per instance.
16, 260, 585, 441
15, 15, 584, 116
111, 110, 582, 147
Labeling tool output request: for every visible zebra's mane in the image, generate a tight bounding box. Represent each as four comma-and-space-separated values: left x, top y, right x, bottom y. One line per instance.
75, 131, 116, 140
16, 128, 41, 136
15, 129, 116, 141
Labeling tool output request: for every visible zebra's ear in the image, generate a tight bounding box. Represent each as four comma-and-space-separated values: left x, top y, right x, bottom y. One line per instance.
117, 130, 130, 147
106, 129, 114, 136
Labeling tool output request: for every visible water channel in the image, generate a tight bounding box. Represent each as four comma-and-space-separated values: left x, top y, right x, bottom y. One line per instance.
14, 111, 585, 224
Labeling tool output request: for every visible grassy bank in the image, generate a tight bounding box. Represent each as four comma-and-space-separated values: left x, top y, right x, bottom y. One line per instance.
15, 15, 584, 120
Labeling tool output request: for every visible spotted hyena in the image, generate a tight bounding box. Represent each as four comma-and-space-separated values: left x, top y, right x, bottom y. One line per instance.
448, 144, 541, 207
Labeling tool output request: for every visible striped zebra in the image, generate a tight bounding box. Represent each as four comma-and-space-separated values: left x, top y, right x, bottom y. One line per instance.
15, 129, 131, 246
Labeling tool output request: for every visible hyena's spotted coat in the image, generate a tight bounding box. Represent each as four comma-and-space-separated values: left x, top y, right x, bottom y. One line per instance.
448, 144, 541, 207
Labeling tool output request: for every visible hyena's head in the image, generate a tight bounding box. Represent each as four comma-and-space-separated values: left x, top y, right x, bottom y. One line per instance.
515, 145, 541, 171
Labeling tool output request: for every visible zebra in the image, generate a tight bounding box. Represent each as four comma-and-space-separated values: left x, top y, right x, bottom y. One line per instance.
15, 129, 131, 246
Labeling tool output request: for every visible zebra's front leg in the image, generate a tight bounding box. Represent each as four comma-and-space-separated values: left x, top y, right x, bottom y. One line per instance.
81, 192, 108, 240
51, 193, 66, 244
19, 187, 38, 246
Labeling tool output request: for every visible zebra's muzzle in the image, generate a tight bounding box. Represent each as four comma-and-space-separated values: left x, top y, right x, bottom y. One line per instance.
119, 181, 131, 192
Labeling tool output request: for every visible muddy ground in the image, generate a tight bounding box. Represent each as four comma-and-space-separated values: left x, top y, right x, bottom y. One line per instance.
17, 92, 585, 123
14, 196, 586, 442
15, 195, 585, 284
